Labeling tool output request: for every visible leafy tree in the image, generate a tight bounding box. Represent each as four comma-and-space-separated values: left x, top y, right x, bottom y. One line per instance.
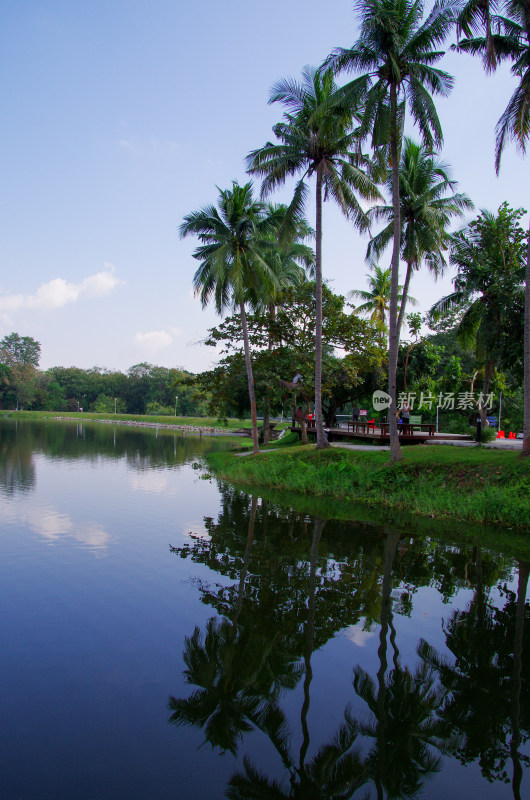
181, 181, 282, 454
431, 203, 527, 425
326, 0, 455, 461
41, 380, 66, 411
247, 66, 381, 449
0, 333, 41, 409
453, 0, 530, 453
0, 332, 41, 367
199, 282, 383, 425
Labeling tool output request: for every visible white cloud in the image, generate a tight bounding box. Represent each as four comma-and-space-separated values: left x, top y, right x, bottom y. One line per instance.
134, 329, 174, 353
2, 504, 110, 553
342, 622, 376, 647
129, 471, 173, 495
0, 265, 121, 312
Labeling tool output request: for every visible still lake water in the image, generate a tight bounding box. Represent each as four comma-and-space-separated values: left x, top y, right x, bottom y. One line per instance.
1, 419, 529, 800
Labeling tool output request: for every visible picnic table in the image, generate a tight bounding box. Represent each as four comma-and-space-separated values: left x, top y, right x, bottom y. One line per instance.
347, 420, 435, 437
379, 422, 435, 437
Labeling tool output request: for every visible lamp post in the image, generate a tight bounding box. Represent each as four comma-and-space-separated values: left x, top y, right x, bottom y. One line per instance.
175, 396, 178, 417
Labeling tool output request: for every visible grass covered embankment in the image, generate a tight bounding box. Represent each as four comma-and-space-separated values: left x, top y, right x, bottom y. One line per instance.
0, 409, 284, 434
207, 442, 530, 528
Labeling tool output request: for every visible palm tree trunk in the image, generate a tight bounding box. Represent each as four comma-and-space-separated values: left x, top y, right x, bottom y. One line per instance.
263, 400, 270, 445
396, 261, 414, 341
510, 561, 529, 799
374, 527, 401, 799
314, 167, 329, 449
299, 518, 325, 778
233, 495, 258, 628
263, 303, 275, 447
388, 85, 402, 462
240, 301, 260, 454
522, 223, 530, 456
480, 359, 495, 428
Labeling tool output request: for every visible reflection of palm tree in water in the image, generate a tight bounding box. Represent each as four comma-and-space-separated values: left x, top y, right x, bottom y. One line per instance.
228, 517, 369, 800
168, 496, 301, 755
353, 528, 445, 800
510, 561, 529, 800
170, 515, 369, 797
169, 512, 448, 798
419, 552, 530, 797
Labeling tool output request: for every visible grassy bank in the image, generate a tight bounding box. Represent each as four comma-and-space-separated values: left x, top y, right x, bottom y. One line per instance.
207, 444, 530, 528
0, 409, 286, 432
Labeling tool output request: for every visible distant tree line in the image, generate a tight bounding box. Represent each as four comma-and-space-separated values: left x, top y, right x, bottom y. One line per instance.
0, 333, 209, 416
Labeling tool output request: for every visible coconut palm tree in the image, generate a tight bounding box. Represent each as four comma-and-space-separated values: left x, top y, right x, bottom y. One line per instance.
247, 66, 381, 449
366, 138, 473, 338
454, 1, 530, 454
350, 264, 415, 332
325, 0, 455, 461
254, 206, 315, 444
180, 182, 281, 454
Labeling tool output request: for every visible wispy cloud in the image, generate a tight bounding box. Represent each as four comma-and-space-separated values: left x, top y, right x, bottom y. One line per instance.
134, 326, 180, 354
118, 136, 180, 157
0, 264, 121, 313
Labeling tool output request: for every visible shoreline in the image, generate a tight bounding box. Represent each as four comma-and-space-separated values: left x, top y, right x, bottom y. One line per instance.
0, 411, 249, 438
206, 444, 530, 530
46, 415, 246, 436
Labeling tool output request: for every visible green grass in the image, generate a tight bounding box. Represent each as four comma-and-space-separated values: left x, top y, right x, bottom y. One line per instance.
207, 444, 530, 529
0, 409, 289, 430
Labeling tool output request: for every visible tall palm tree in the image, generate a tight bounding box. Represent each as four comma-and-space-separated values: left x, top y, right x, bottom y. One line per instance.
180, 181, 280, 454
247, 66, 381, 449
251, 205, 314, 444
325, 0, 455, 461
454, 1, 530, 454
366, 138, 473, 338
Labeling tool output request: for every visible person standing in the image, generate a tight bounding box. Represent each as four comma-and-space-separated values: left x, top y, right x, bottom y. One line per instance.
401, 399, 411, 426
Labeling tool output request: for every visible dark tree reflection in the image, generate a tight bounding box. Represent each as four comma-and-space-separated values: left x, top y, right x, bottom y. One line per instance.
419, 557, 530, 795
168, 486, 530, 798
0, 420, 36, 494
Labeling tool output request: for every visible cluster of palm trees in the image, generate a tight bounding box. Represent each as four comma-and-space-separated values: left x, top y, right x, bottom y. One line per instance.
182, 0, 530, 461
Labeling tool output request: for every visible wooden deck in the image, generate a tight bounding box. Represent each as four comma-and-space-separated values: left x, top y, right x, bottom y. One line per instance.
291, 423, 471, 445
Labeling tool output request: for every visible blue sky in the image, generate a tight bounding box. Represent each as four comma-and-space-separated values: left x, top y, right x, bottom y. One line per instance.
1, 0, 528, 373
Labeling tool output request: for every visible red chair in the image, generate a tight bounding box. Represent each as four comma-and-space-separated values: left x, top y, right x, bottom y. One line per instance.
497, 430, 505, 439
367, 418, 376, 431
508, 432, 516, 439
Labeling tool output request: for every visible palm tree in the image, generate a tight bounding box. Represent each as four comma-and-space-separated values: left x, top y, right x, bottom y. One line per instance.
247, 66, 381, 449
254, 205, 314, 444
325, 0, 455, 461
180, 181, 280, 454
366, 138, 473, 338
454, 1, 530, 454
350, 264, 415, 332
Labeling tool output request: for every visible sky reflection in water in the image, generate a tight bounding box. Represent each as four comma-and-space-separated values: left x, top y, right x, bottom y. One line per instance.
0, 419, 529, 800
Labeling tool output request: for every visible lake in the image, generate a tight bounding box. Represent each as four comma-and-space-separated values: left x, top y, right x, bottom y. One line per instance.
1, 418, 529, 799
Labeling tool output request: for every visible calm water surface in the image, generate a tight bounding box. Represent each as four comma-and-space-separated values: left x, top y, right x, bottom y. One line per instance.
1, 419, 529, 799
